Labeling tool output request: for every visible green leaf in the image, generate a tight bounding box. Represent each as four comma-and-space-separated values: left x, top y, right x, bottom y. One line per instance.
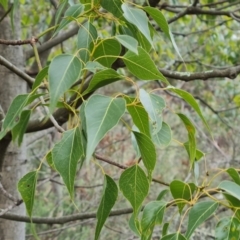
219, 180, 240, 200
48, 54, 82, 112
177, 113, 196, 166
161, 233, 187, 240
52, 128, 84, 198
95, 175, 118, 240
0, 94, 29, 139
129, 213, 141, 236
123, 47, 168, 83
152, 122, 172, 148
92, 39, 121, 68
122, 3, 152, 46
226, 168, 240, 185
169, 87, 210, 133
162, 223, 169, 236
85, 95, 125, 162
12, 110, 31, 146
186, 201, 218, 238
184, 142, 204, 162
170, 180, 196, 214
139, 89, 165, 134
133, 131, 156, 175
18, 171, 38, 218
100, 0, 123, 18
144, 7, 183, 61
55, 4, 84, 35
215, 217, 240, 240
223, 193, 240, 220
115, 35, 138, 54
83, 69, 122, 95
0, 0, 8, 11
157, 189, 169, 201
55, 0, 68, 25
125, 97, 150, 137
32, 66, 48, 90
77, 21, 98, 63
84, 61, 106, 73
119, 165, 149, 215
46, 152, 56, 171
141, 201, 166, 239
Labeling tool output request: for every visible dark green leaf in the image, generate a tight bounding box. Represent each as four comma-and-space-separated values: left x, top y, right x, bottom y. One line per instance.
157, 189, 169, 201
12, 110, 31, 146
123, 47, 168, 83
83, 69, 122, 95
95, 175, 118, 240
186, 201, 218, 238
100, 0, 123, 18
226, 168, 240, 185
141, 201, 166, 239
223, 193, 240, 220
32, 66, 48, 90
77, 21, 98, 63
52, 128, 84, 198
133, 131, 156, 175
18, 171, 38, 218
92, 39, 121, 68
48, 54, 82, 112
85, 95, 125, 161
162, 223, 169, 236
119, 165, 149, 215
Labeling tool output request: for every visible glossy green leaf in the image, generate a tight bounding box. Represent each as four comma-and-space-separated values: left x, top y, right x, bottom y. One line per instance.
144, 7, 183, 61
125, 97, 150, 137
52, 128, 84, 198
226, 168, 240, 185
12, 110, 31, 146
215, 217, 240, 240
219, 180, 240, 200
85, 95, 125, 162
55, 4, 84, 35
123, 47, 168, 83
139, 89, 165, 134
77, 21, 97, 63
186, 201, 218, 238
170, 180, 196, 214
92, 39, 121, 68
162, 223, 169, 236
133, 131, 156, 175
122, 3, 152, 46
119, 165, 149, 215
18, 171, 38, 217
32, 66, 48, 90
83, 69, 122, 95
157, 189, 169, 201
48, 54, 82, 112
0, 94, 29, 139
84, 61, 106, 73
55, 0, 68, 25
161, 233, 187, 240
177, 113, 196, 166
100, 0, 123, 18
141, 201, 166, 239
152, 122, 172, 148
95, 175, 118, 240
169, 87, 210, 133
115, 35, 138, 54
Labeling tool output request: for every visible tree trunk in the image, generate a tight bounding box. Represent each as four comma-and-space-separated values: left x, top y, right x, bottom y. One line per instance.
0, 6, 27, 240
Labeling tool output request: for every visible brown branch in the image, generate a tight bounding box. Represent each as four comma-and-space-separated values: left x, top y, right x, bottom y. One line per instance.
0, 38, 38, 46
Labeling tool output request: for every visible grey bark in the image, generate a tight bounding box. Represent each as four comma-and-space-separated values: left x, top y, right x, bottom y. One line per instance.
0, 6, 27, 240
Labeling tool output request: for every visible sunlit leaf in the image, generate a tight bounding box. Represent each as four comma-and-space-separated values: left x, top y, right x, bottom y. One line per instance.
115, 35, 138, 54
92, 39, 121, 68
123, 47, 168, 83
85, 95, 125, 161
18, 171, 38, 218
77, 21, 98, 63
95, 175, 118, 240
186, 201, 218, 238
152, 122, 172, 148
139, 89, 165, 134
133, 131, 156, 176
122, 3, 152, 46
48, 54, 82, 112
141, 201, 166, 239
52, 128, 84, 198
119, 165, 149, 215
